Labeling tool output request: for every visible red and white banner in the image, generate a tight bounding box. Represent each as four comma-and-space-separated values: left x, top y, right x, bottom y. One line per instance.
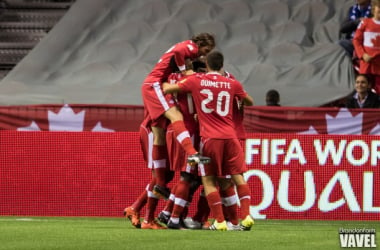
0, 104, 144, 131
244, 106, 380, 135
0, 104, 379, 220
1, 104, 380, 135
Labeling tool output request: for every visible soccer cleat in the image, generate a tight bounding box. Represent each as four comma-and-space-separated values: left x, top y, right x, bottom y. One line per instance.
124, 207, 141, 228
227, 221, 243, 231
187, 153, 211, 166
208, 220, 228, 231
167, 220, 186, 230
157, 211, 170, 225
240, 215, 254, 231
141, 220, 167, 230
202, 221, 212, 230
153, 184, 170, 200
183, 217, 202, 230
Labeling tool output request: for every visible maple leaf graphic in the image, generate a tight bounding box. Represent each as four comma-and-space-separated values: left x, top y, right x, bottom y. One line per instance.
17, 104, 114, 132
298, 108, 364, 135
298, 126, 318, 134
369, 123, 380, 135
325, 108, 363, 135
371, 34, 380, 47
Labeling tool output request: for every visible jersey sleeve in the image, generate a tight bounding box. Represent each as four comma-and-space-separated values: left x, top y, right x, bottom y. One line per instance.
353, 20, 366, 58
173, 41, 198, 71
177, 76, 194, 93
234, 80, 248, 99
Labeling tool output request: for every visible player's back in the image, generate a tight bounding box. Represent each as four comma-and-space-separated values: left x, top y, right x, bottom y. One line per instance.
144, 40, 199, 84
189, 72, 246, 139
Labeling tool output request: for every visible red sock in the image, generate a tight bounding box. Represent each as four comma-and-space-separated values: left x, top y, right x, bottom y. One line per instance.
237, 184, 251, 218
152, 145, 168, 187
172, 180, 190, 218
131, 189, 147, 212
171, 121, 197, 155
182, 206, 189, 219
206, 191, 224, 223
162, 185, 177, 214
144, 183, 159, 223
220, 186, 238, 225
193, 191, 210, 223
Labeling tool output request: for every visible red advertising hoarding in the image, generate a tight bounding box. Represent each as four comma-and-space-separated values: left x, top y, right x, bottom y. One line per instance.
244, 134, 379, 220
0, 131, 378, 220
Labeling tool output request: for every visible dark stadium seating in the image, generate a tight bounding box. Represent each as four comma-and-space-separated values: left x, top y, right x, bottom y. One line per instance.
0, 0, 75, 79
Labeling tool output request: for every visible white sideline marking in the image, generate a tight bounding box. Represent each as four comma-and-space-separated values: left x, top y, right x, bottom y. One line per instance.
0, 218, 50, 222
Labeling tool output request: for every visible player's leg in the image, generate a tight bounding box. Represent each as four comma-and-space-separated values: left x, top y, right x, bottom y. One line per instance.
184, 187, 210, 229
150, 125, 172, 199
124, 186, 148, 228
141, 176, 166, 230
124, 121, 151, 228
198, 139, 227, 230
227, 138, 254, 231
141, 83, 172, 199
157, 184, 177, 224
201, 175, 227, 231
164, 106, 210, 165
167, 172, 193, 229
218, 178, 240, 230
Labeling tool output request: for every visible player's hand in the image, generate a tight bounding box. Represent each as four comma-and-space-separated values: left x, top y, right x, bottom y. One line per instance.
162, 82, 170, 93
362, 53, 372, 62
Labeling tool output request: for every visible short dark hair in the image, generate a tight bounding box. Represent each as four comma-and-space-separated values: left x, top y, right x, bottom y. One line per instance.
266, 89, 280, 105
206, 51, 224, 71
355, 73, 371, 85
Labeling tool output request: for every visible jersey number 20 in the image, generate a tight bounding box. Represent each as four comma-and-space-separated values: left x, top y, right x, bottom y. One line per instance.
200, 89, 230, 116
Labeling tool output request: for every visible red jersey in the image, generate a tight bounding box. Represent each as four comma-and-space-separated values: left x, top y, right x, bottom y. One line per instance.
233, 97, 247, 139
144, 40, 199, 84
178, 72, 248, 139
353, 18, 380, 75
168, 72, 198, 134
224, 71, 246, 139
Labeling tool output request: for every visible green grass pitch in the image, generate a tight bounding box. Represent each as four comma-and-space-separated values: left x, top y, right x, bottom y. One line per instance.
0, 216, 379, 250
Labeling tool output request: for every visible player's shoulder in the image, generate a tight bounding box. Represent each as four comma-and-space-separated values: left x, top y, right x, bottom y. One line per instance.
361, 17, 372, 26
169, 72, 182, 79
187, 72, 206, 80
175, 40, 197, 51
224, 71, 236, 80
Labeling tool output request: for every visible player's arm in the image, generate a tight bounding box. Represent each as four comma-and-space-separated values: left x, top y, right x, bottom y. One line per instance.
173, 45, 188, 72
352, 20, 366, 60
242, 94, 254, 106
163, 82, 182, 94
235, 79, 254, 106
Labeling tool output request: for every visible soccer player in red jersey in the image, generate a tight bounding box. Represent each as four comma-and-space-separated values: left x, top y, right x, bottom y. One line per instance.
184, 72, 254, 231
163, 51, 254, 231
141, 33, 215, 200
124, 110, 169, 229
157, 61, 203, 229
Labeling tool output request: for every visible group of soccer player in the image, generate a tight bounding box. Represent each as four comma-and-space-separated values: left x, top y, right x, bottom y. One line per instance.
124, 33, 255, 231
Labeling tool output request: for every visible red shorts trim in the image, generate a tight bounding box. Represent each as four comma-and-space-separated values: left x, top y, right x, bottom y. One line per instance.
141, 83, 176, 125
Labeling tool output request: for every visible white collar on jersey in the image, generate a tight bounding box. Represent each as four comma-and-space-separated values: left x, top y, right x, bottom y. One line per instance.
206, 71, 222, 75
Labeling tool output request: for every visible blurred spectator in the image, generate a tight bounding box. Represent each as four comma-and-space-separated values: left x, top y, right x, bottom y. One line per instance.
353, 0, 380, 94
345, 74, 380, 108
339, 0, 372, 57
266, 89, 281, 106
